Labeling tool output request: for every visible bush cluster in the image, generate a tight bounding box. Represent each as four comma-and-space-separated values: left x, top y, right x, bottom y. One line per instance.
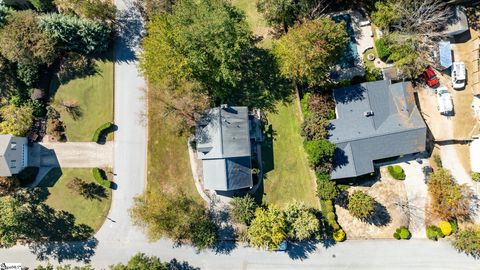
333, 229, 345, 242
92, 168, 111, 188
92, 122, 114, 143
426, 225, 444, 241
433, 154, 442, 168
471, 172, 480, 182
388, 165, 405, 180
347, 191, 375, 220
321, 199, 341, 233
393, 226, 410, 240
375, 38, 391, 62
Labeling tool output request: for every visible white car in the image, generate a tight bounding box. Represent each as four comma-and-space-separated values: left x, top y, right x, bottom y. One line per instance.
451, 62, 466, 89
437, 87, 453, 115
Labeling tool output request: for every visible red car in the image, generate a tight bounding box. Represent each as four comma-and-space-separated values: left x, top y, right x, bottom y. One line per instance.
422, 66, 439, 88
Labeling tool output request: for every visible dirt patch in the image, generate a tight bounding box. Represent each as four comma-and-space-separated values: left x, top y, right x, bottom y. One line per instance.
335, 168, 409, 239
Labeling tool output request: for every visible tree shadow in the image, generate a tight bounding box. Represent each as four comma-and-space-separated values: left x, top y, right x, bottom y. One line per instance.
56, 56, 101, 85
168, 258, 200, 270
28, 238, 98, 263
224, 48, 292, 112
208, 198, 237, 255
35, 167, 63, 188
365, 201, 391, 226
286, 239, 319, 260
81, 182, 108, 201
114, 0, 145, 63
260, 124, 276, 174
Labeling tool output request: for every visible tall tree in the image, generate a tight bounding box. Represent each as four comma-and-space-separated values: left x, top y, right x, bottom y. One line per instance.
140, 0, 252, 99
39, 14, 111, 55
0, 10, 57, 66
283, 201, 320, 240
428, 169, 473, 221
0, 104, 34, 136
273, 18, 348, 87
110, 253, 168, 270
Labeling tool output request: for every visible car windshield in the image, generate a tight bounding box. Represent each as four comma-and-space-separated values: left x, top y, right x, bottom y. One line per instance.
455, 79, 465, 84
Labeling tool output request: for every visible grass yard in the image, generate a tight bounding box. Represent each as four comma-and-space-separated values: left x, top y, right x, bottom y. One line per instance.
261, 99, 319, 208
232, 0, 273, 49
50, 50, 114, 142
37, 168, 112, 232
147, 95, 203, 204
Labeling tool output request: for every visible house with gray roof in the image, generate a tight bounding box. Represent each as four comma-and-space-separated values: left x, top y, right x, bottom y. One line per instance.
328, 80, 426, 179
0, 135, 28, 176
196, 105, 253, 191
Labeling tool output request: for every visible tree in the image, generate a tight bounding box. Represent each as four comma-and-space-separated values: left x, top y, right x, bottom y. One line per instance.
230, 195, 258, 225
140, 0, 252, 99
0, 176, 20, 196
371, 1, 401, 31
247, 206, 286, 250
110, 253, 168, 270
451, 226, 480, 258
0, 104, 34, 136
256, 0, 328, 32
35, 265, 94, 270
303, 139, 336, 168
0, 10, 57, 66
273, 18, 348, 87
348, 191, 375, 220
54, 0, 116, 23
0, 196, 20, 247
428, 169, 473, 221
130, 191, 216, 249
301, 112, 330, 140
138, 0, 175, 17
29, 0, 55, 11
39, 13, 111, 55
316, 173, 338, 200
283, 201, 319, 240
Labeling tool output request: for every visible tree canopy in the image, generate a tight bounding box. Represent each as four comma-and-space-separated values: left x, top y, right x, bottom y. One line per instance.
110, 253, 168, 270
230, 194, 258, 225
347, 190, 375, 220
0, 104, 34, 136
54, 0, 116, 22
273, 18, 348, 86
283, 201, 320, 240
247, 206, 286, 250
140, 0, 252, 99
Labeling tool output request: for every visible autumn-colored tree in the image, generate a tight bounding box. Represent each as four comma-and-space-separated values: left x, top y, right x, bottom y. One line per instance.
273, 18, 348, 87
0, 104, 34, 136
451, 226, 480, 258
428, 169, 473, 221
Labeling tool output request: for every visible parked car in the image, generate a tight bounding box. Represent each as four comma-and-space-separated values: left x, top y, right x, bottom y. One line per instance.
423, 66, 440, 88
422, 166, 433, 184
437, 87, 453, 115
451, 62, 466, 89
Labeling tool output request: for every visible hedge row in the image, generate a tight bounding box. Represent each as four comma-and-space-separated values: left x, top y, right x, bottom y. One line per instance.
388, 165, 405, 180
92, 122, 114, 143
92, 168, 111, 188
321, 199, 344, 242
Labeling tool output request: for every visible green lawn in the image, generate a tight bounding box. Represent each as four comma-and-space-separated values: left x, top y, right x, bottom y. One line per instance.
232, 0, 273, 49
50, 51, 114, 142
261, 99, 319, 208
38, 168, 112, 232
147, 93, 203, 204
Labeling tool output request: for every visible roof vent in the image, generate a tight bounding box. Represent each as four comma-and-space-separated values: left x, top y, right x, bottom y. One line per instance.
364, 111, 374, 117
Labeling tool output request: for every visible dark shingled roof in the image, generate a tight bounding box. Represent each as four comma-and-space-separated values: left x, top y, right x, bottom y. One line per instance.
328, 81, 426, 179
196, 106, 253, 191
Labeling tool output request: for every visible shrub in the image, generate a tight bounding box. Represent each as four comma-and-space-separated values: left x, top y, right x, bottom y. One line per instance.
30, 88, 45, 100
230, 195, 258, 225
283, 201, 320, 240
331, 222, 340, 232
365, 65, 383, 81
92, 168, 111, 188
439, 221, 452, 236
301, 92, 311, 118
17, 63, 39, 87
303, 139, 336, 167
449, 219, 458, 234
388, 165, 405, 180
301, 113, 329, 141
92, 122, 114, 143
46, 119, 65, 142
433, 154, 442, 168
398, 226, 411, 239
426, 225, 444, 241
324, 200, 334, 213
333, 229, 345, 242
347, 191, 375, 220
471, 172, 480, 182
375, 38, 391, 61
326, 212, 336, 221
307, 93, 335, 120
452, 226, 480, 257
393, 232, 400, 240
316, 175, 339, 200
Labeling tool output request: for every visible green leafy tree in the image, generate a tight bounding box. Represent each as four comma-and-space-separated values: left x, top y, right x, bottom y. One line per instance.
428, 169, 473, 221
273, 18, 348, 87
39, 13, 111, 55
17, 63, 39, 87
451, 226, 480, 258
283, 201, 319, 240
130, 191, 216, 249
54, 0, 116, 22
0, 10, 57, 66
140, 0, 252, 99
110, 253, 168, 270
348, 191, 375, 220
35, 264, 94, 270
0, 104, 34, 136
229, 194, 258, 225
247, 206, 286, 250
371, 1, 401, 30
303, 139, 336, 167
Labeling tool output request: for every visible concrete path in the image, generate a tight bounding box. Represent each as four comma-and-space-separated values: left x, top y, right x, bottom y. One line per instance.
34, 142, 113, 168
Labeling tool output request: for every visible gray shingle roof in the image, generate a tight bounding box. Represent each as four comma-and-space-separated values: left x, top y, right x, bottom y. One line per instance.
197, 106, 253, 191
329, 81, 426, 179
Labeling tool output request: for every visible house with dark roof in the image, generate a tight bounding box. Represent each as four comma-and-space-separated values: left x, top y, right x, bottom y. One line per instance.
328, 80, 426, 180
196, 105, 253, 191
0, 134, 28, 177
